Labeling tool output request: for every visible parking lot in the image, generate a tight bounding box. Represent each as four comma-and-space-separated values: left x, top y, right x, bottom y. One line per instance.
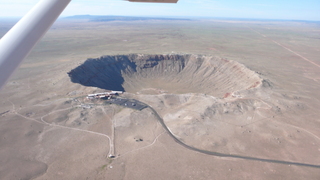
105, 98, 147, 110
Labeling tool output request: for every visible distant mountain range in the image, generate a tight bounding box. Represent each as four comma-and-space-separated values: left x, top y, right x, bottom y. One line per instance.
64, 15, 191, 22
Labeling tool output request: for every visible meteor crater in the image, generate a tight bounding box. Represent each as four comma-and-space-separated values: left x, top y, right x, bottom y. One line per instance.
68, 54, 262, 97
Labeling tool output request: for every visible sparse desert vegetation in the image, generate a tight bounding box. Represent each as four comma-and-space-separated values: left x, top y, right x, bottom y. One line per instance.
0, 18, 320, 179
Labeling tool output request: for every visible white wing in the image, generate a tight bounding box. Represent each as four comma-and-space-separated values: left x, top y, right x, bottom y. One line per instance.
0, 0, 71, 89
0, 0, 179, 89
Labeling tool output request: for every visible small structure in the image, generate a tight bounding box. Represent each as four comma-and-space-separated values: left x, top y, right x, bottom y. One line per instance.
87, 91, 123, 100
108, 154, 115, 158
111, 91, 123, 95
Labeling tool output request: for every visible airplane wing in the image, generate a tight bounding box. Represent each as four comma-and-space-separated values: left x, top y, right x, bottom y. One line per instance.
0, 0, 179, 90
0, 0, 71, 90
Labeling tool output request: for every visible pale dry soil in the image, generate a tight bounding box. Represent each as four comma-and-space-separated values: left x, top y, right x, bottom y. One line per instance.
0, 19, 320, 180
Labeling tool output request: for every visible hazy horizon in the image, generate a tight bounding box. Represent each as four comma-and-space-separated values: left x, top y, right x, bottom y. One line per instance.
1, 15, 319, 23
0, 0, 319, 21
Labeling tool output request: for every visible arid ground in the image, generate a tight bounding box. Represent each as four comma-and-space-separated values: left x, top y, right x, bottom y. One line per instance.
0, 18, 320, 179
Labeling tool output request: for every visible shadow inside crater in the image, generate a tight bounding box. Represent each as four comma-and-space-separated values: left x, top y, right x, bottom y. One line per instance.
68, 54, 262, 97
68, 55, 137, 91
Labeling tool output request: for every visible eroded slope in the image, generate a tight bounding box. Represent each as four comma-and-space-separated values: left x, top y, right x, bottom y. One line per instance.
68, 54, 314, 163
68, 54, 262, 97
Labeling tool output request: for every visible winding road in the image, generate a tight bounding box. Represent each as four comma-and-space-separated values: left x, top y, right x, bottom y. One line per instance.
141, 102, 320, 169
9, 96, 320, 169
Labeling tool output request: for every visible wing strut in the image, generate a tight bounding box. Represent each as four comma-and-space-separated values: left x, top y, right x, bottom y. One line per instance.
0, 0, 71, 89
0, 0, 178, 89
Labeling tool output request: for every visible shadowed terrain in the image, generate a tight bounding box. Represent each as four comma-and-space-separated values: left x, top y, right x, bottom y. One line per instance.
68, 54, 262, 97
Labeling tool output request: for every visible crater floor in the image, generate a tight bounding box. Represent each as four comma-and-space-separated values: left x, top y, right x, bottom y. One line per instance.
67, 54, 311, 157
68, 54, 262, 97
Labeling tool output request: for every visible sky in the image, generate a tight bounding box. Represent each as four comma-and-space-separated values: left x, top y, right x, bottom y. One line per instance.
0, 0, 319, 21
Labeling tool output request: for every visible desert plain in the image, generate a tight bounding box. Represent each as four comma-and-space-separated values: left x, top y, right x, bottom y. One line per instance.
0, 17, 320, 179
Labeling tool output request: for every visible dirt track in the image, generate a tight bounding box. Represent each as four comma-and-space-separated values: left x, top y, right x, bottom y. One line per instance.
144, 103, 320, 168
1, 19, 320, 180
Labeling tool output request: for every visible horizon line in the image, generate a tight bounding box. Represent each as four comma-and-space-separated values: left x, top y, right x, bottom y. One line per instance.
1, 15, 319, 22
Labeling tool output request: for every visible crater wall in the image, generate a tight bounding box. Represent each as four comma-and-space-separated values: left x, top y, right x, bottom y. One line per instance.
68, 54, 262, 97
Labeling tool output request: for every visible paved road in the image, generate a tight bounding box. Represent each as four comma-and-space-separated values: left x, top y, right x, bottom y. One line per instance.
143, 103, 320, 169
99, 97, 319, 169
